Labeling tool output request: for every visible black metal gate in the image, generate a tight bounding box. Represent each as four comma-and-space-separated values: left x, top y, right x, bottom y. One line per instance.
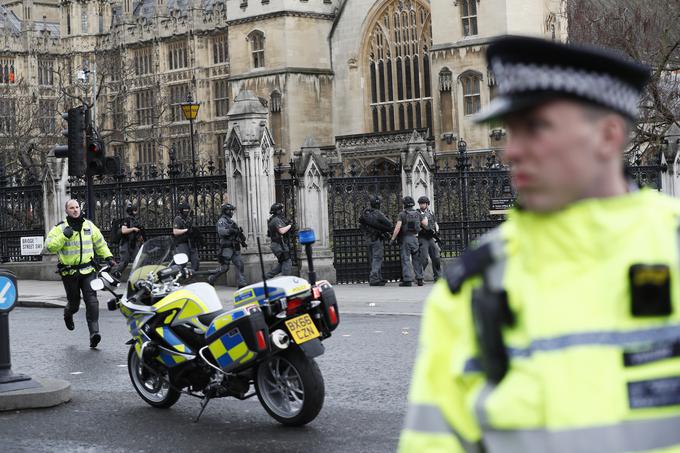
328, 169, 402, 283
274, 164, 299, 271
0, 169, 44, 262
69, 161, 228, 261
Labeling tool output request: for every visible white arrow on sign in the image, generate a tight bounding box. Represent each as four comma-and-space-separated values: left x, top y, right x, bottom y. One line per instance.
0, 280, 11, 305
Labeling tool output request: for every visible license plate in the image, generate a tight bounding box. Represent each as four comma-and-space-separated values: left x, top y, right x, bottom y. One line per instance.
285, 314, 320, 345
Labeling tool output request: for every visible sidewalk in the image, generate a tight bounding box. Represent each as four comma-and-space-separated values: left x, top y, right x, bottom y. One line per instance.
15, 279, 434, 316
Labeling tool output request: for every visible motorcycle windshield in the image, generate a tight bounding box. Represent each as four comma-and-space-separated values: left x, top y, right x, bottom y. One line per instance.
128, 236, 175, 290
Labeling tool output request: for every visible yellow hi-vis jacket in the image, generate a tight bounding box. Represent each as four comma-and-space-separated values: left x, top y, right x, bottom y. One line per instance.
45, 218, 112, 276
399, 189, 680, 453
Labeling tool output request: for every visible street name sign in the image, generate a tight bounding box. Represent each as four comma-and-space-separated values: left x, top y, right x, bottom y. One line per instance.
20, 236, 44, 256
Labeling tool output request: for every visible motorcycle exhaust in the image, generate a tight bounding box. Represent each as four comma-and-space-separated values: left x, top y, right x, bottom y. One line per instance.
271, 329, 290, 350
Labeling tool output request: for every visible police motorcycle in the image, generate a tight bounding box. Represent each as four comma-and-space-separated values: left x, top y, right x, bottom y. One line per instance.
91, 228, 340, 426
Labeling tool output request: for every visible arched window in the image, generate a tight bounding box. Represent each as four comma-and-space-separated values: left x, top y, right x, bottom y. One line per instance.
365, 0, 432, 134
248, 30, 265, 69
460, 72, 482, 115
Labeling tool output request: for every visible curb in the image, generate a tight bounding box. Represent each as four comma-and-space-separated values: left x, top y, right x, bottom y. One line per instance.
0, 378, 71, 411
17, 300, 65, 309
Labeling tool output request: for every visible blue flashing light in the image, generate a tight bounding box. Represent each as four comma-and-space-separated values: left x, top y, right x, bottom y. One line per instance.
298, 228, 316, 245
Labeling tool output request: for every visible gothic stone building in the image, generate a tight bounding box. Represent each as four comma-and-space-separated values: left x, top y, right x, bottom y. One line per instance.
0, 0, 566, 176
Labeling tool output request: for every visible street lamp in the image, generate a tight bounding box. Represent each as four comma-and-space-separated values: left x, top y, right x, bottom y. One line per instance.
180, 93, 201, 204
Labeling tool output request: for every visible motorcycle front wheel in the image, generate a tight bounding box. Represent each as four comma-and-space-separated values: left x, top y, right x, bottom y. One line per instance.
127, 345, 181, 408
255, 348, 325, 426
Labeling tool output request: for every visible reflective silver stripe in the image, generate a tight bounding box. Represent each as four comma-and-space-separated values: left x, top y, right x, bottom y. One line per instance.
473, 383, 495, 429
483, 414, 680, 453
60, 248, 94, 256
483, 229, 506, 291
403, 404, 483, 453
463, 324, 680, 369
512, 324, 680, 356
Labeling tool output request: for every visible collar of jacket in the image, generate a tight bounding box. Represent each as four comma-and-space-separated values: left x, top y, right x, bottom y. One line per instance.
504, 188, 679, 269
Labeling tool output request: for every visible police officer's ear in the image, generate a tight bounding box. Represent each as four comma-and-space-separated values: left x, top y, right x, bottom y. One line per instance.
598, 114, 630, 161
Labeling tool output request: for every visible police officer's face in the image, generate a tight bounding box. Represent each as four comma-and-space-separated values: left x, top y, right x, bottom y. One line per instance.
419, 202, 428, 210
503, 100, 627, 212
65, 201, 80, 218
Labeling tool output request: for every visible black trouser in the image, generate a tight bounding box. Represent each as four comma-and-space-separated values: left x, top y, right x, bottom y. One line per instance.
62, 272, 99, 334
114, 241, 140, 275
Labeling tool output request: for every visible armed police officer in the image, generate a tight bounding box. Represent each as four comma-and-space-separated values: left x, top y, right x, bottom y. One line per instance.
45, 199, 114, 348
207, 203, 247, 288
359, 195, 393, 286
416, 196, 441, 282
114, 203, 145, 276
399, 36, 680, 452
172, 202, 200, 271
390, 196, 426, 287
266, 203, 293, 278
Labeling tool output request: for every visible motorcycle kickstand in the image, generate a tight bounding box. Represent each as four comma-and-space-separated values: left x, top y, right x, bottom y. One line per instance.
194, 395, 212, 423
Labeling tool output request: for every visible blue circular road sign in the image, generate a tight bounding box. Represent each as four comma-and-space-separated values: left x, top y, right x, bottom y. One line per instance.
0, 273, 18, 313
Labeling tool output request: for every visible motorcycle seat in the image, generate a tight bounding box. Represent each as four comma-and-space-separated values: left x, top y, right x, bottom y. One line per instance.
197, 309, 228, 327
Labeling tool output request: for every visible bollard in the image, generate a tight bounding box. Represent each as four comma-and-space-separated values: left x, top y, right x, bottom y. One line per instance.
0, 270, 39, 391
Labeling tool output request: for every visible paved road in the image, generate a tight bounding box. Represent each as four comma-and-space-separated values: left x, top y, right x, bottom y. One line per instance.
2, 307, 420, 453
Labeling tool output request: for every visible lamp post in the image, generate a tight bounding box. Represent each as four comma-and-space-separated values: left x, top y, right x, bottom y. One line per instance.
180, 94, 201, 205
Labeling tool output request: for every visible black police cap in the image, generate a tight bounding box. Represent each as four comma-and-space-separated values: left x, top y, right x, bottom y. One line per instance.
475, 36, 650, 123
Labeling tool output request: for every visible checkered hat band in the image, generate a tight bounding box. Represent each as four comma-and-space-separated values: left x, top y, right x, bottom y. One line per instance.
491, 58, 640, 117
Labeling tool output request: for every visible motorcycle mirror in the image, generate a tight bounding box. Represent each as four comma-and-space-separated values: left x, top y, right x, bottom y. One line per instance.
90, 278, 105, 291
173, 253, 189, 265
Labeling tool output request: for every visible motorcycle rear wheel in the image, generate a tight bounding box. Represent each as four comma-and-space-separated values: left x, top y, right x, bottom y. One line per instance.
128, 345, 181, 408
255, 348, 325, 426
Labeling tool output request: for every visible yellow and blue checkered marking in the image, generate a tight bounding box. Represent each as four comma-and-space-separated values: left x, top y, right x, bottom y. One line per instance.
157, 326, 192, 354
208, 328, 254, 370
206, 308, 246, 337
234, 286, 285, 307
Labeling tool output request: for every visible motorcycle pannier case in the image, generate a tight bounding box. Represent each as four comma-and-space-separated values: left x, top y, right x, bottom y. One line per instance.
204, 303, 269, 373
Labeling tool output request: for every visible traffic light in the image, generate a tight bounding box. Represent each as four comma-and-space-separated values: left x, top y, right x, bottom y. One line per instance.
52, 106, 86, 177
86, 137, 106, 175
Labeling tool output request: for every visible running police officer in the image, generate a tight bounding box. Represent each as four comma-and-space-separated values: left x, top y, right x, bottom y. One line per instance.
45, 199, 114, 348
114, 203, 145, 275
266, 203, 293, 278
399, 36, 680, 452
390, 196, 426, 286
359, 195, 393, 286
416, 195, 441, 281
207, 203, 247, 288
172, 202, 200, 271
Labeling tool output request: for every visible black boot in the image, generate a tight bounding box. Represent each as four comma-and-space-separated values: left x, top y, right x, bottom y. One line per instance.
90, 332, 101, 348
207, 274, 216, 286
417, 279, 424, 286
64, 311, 75, 331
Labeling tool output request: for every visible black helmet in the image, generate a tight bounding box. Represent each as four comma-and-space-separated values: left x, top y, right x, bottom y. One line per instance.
270, 203, 284, 215
221, 203, 235, 216
126, 203, 138, 216
178, 202, 190, 216
417, 196, 430, 205
403, 196, 415, 208
369, 195, 381, 209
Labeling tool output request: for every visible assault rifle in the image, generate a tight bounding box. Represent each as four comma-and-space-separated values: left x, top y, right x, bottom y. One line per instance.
236, 226, 248, 249
421, 228, 443, 247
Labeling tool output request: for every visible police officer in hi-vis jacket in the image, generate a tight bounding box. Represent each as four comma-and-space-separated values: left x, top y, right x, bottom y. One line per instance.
399, 36, 680, 452
45, 199, 114, 348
